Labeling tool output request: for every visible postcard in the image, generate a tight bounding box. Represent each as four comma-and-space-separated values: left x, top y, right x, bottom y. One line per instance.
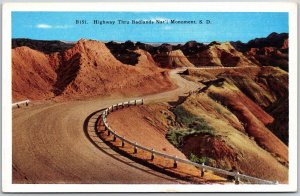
2, 2, 298, 192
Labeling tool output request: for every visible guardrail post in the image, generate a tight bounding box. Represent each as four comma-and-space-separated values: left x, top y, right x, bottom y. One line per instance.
151, 149, 155, 160
122, 102, 124, 108
173, 156, 177, 168
141, 99, 144, 105
121, 137, 125, 147
235, 172, 240, 184
200, 163, 205, 177
17, 104, 20, 108
107, 129, 110, 136
113, 133, 116, 142
134, 143, 137, 154
134, 100, 137, 105
26, 102, 29, 106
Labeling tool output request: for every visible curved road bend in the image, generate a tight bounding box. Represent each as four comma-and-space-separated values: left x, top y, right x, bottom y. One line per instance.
12, 68, 200, 184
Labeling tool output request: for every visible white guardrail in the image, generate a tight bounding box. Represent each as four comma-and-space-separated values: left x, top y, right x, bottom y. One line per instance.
98, 99, 278, 185
12, 99, 30, 108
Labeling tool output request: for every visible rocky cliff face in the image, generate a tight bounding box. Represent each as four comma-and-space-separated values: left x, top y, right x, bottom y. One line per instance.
231, 32, 288, 71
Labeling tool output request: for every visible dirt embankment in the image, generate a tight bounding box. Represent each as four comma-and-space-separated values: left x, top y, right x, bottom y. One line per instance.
108, 104, 186, 158
107, 103, 227, 183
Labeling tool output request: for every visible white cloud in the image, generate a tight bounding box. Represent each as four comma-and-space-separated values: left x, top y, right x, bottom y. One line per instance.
36, 24, 52, 29
35, 24, 72, 29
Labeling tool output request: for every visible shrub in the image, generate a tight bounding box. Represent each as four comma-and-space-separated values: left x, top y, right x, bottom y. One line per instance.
166, 128, 215, 148
167, 106, 216, 148
189, 153, 210, 164
172, 105, 196, 126
166, 128, 185, 148
172, 105, 215, 134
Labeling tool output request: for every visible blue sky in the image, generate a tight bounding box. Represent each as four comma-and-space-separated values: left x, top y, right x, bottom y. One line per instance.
12, 12, 288, 43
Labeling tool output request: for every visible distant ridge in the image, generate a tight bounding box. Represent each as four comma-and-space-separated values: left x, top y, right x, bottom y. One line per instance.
12, 38, 75, 54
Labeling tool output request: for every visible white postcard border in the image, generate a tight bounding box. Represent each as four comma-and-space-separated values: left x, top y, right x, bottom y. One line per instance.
2, 2, 298, 192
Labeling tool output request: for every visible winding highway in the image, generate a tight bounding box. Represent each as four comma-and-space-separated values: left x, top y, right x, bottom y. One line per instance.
12, 68, 200, 183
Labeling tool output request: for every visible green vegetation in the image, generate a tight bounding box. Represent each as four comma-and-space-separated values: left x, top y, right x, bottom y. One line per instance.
189, 153, 209, 164
166, 128, 184, 148
166, 106, 216, 148
166, 128, 215, 148
189, 153, 217, 167
172, 106, 215, 131
172, 105, 197, 125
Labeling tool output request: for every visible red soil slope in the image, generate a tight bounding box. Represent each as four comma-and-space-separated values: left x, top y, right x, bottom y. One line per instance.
12, 47, 60, 101
107, 104, 186, 158
207, 84, 288, 165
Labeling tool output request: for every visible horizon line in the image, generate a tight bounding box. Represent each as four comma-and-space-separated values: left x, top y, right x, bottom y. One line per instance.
12, 31, 288, 44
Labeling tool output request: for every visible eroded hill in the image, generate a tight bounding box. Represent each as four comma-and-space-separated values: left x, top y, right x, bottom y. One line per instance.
12, 33, 288, 101
12, 39, 175, 101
